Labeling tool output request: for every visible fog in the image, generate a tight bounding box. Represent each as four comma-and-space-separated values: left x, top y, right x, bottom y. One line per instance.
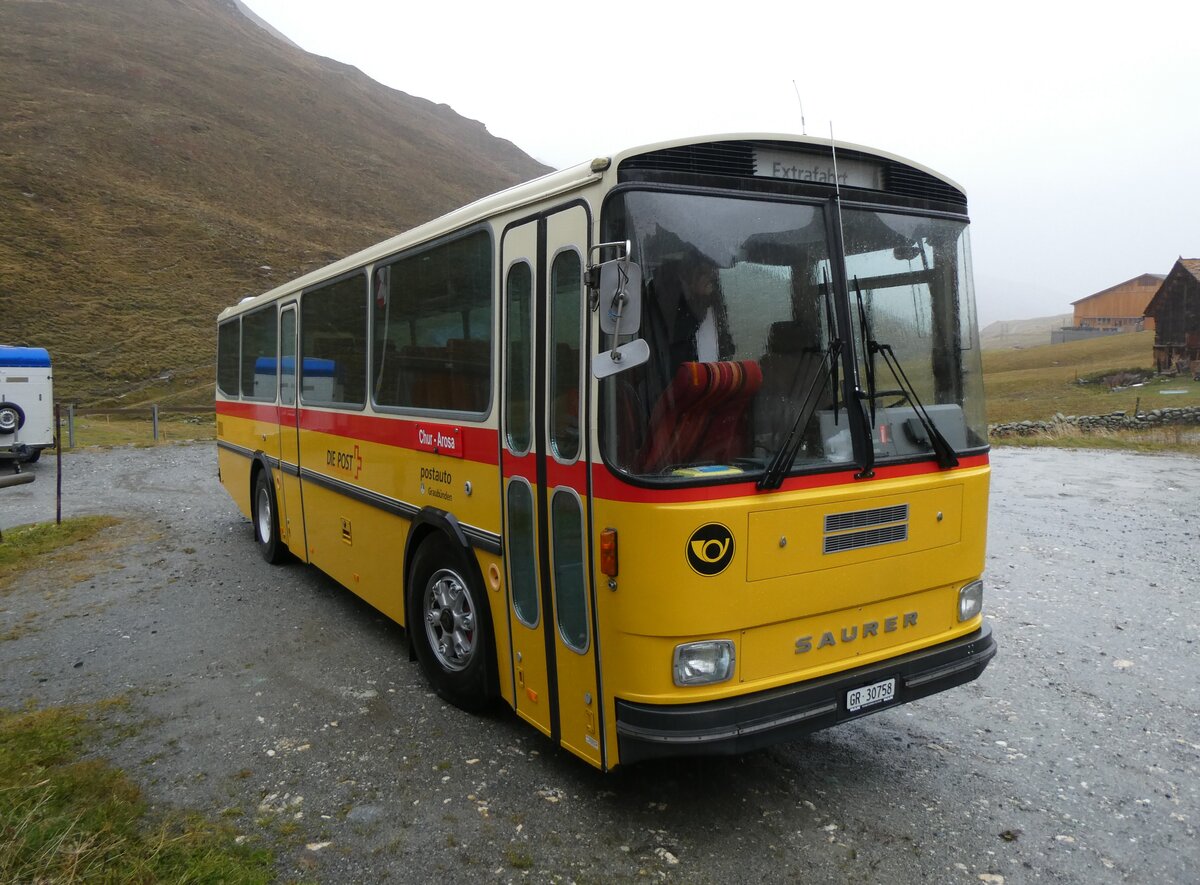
242, 0, 1200, 326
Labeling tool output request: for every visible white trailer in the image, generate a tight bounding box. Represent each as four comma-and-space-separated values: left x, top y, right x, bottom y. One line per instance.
0, 346, 55, 463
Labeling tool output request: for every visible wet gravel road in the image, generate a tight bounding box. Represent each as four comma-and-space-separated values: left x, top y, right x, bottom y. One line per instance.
1, 445, 1197, 883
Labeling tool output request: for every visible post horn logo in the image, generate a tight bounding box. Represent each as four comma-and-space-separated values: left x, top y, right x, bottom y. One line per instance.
686, 523, 735, 576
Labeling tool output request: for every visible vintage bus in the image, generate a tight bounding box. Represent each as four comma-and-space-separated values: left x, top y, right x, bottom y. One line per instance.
215, 133, 996, 770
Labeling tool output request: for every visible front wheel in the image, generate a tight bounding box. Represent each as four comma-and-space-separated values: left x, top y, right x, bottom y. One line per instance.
253, 468, 288, 564
408, 534, 495, 712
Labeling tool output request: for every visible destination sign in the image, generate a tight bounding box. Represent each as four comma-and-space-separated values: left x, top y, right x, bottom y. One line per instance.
754, 148, 882, 190
414, 423, 464, 458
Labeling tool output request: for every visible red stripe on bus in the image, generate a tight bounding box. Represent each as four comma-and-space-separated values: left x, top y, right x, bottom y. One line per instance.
216, 401, 279, 422
217, 401, 987, 502
590, 453, 990, 504
216, 401, 500, 465
500, 458, 589, 489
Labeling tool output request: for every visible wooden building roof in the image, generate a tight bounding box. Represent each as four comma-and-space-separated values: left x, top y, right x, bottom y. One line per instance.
1145, 259, 1200, 317
1071, 273, 1165, 306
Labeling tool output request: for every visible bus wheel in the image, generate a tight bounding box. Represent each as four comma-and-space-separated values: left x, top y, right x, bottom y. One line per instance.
409, 534, 493, 712
253, 469, 287, 564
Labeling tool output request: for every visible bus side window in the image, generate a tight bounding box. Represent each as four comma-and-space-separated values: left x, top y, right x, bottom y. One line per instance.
372, 229, 492, 414
241, 304, 278, 402
301, 275, 368, 407
217, 319, 240, 398
549, 249, 582, 461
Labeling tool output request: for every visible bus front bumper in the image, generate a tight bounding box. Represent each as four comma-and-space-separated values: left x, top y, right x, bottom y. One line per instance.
615, 622, 996, 765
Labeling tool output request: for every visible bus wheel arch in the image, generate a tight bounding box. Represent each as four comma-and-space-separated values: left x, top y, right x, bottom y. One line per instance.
405, 517, 498, 712
251, 459, 287, 564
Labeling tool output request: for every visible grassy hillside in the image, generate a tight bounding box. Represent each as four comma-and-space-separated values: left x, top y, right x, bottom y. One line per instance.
982, 330, 1199, 424
1, 0, 550, 404
979, 314, 1072, 351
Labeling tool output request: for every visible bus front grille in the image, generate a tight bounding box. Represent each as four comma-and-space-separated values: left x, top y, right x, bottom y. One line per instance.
824, 504, 909, 554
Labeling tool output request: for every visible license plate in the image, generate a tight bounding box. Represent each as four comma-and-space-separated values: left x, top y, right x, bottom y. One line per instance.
846, 677, 896, 713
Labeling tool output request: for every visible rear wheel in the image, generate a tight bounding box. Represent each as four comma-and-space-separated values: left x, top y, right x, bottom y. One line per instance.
253, 468, 287, 564
408, 534, 494, 711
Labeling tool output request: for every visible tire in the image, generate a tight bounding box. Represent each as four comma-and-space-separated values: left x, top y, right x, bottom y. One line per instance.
0, 403, 24, 436
408, 534, 495, 712
23, 448, 41, 464
253, 468, 288, 564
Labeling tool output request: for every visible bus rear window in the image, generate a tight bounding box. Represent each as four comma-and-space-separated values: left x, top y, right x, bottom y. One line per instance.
217, 320, 240, 397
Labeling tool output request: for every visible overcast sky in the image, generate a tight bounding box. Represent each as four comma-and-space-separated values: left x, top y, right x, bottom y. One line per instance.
241, 0, 1198, 326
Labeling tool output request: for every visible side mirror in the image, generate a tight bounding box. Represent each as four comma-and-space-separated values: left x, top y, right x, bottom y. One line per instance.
597, 261, 643, 335
593, 338, 649, 379
588, 241, 649, 378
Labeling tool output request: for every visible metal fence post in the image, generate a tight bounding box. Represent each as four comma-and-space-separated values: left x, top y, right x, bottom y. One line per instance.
56, 403, 62, 525
152, 404, 159, 441
67, 403, 75, 449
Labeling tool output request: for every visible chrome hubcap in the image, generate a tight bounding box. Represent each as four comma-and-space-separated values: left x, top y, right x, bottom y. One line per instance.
423, 568, 475, 672
0, 409, 16, 432
256, 484, 272, 543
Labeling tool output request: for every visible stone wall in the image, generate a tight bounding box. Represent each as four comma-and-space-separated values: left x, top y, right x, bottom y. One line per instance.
989, 406, 1200, 438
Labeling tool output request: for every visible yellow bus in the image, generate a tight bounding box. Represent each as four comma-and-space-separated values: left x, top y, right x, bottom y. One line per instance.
216, 133, 996, 770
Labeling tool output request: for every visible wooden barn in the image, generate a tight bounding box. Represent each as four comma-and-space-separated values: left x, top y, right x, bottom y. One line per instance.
1071, 274, 1163, 332
1145, 258, 1200, 373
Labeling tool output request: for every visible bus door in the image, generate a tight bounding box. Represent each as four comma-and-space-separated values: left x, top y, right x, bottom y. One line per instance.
500, 204, 603, 767
277, 305, 307, 559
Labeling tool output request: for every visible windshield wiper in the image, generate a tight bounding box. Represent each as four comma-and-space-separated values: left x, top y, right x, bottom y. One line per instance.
852, 277, 959, 469
758, 271, 842, 491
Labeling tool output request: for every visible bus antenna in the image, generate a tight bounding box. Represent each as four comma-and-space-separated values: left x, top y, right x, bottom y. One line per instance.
829, 122, 840, 199
792, 80, 807, 135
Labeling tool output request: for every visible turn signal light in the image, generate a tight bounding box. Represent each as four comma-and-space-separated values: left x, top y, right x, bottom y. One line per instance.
600, 528, 618, 577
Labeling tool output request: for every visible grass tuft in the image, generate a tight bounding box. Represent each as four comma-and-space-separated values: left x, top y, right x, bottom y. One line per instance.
0, 516, 121, 594
0, 704, 274, 883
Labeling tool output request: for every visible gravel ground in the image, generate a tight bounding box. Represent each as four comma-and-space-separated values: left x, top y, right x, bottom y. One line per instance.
1, 444, 1197, 883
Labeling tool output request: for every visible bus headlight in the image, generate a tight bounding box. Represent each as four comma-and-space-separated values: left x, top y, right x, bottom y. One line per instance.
673, 640, 735, 686
958, 580, 984, 622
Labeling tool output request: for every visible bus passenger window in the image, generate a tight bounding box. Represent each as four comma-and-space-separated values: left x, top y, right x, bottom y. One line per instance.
549, 250, 582, 461
280, 310, 296, 406
240, 305, 278, 401
552, 490, 588, 653
505, 262, 533, 453
301, 273, 368, 407
371, 229, 492, 414
217, 319, 240, 397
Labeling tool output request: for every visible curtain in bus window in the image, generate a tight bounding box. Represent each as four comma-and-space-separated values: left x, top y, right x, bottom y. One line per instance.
372, 230, 492, 414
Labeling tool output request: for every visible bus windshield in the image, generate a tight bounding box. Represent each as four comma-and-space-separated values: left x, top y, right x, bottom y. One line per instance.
600, 189, 987, 482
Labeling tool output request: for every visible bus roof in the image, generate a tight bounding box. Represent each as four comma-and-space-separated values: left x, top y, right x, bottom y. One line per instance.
218, 132, 965, 320
0, 345, 51, 368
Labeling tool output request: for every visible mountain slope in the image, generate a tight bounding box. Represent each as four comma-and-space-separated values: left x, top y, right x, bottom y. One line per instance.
1, 0, 551, 402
